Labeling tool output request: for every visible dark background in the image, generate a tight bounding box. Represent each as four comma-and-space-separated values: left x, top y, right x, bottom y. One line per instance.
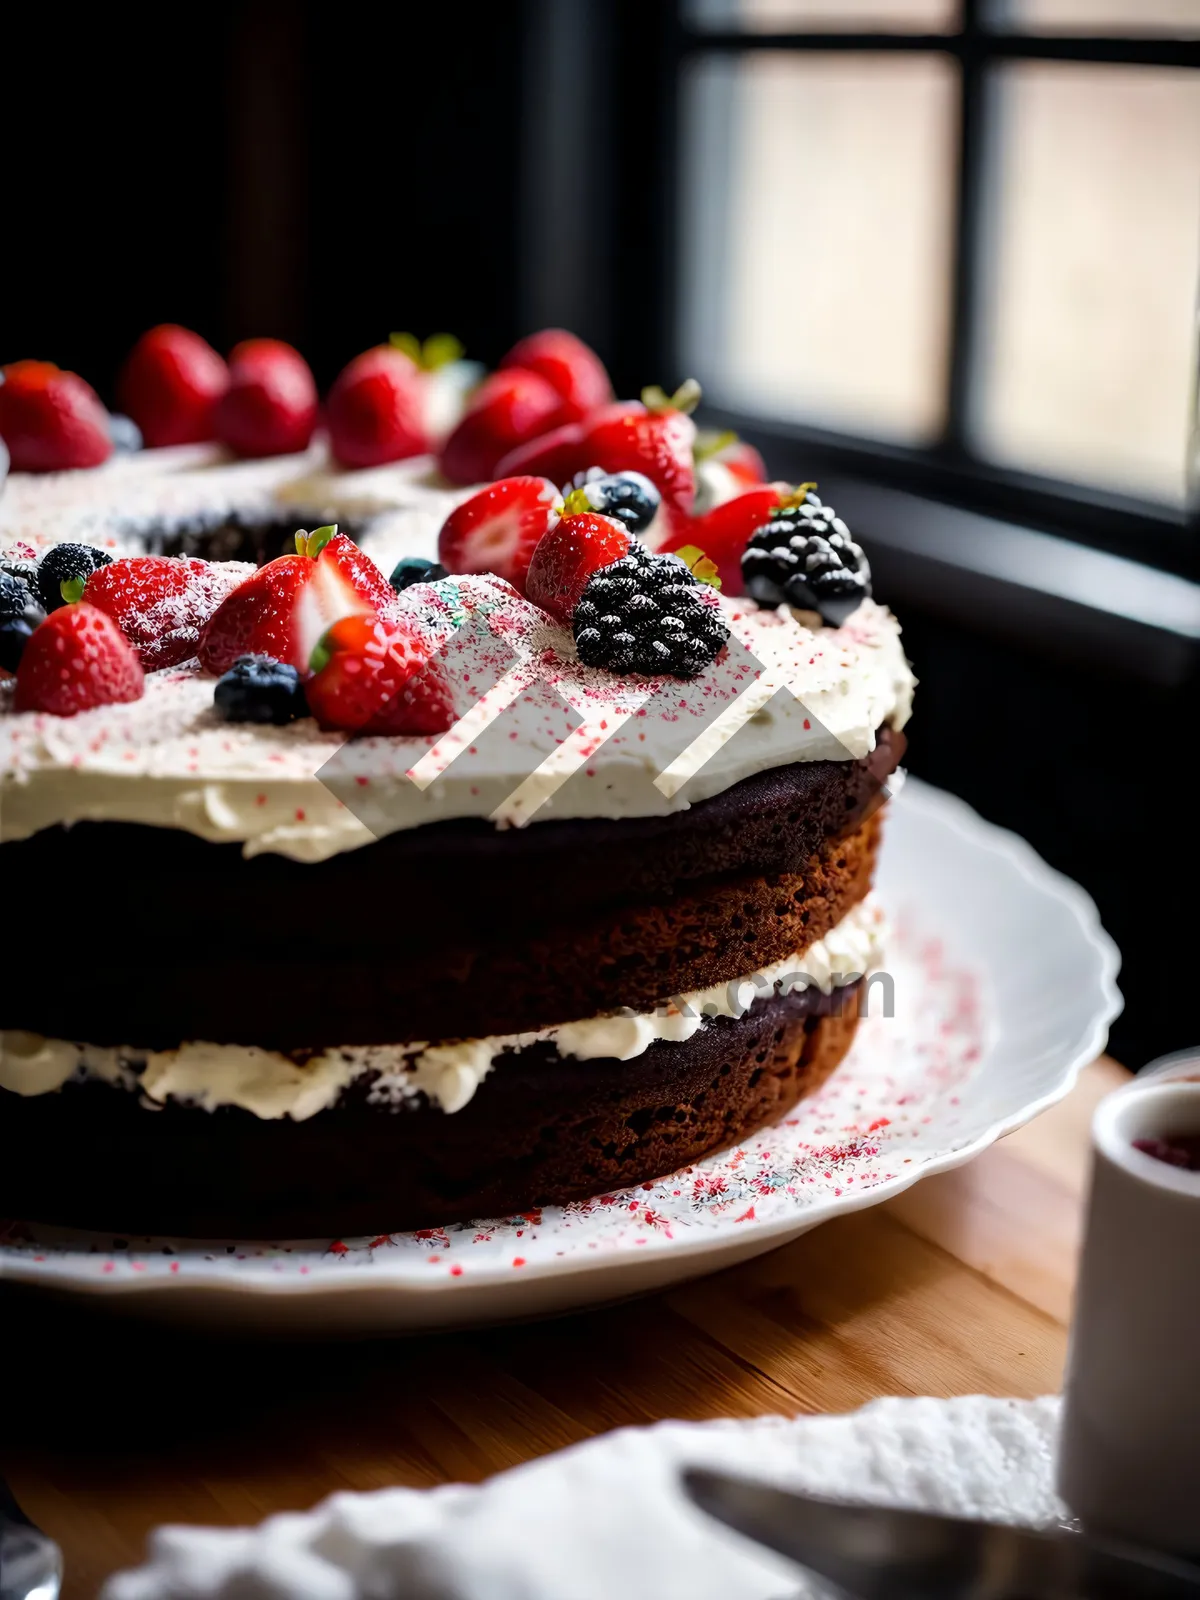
4, 2, 1196, 1068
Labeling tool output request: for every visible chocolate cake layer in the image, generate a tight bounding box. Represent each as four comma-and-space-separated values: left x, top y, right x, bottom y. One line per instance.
9, 812, 880, 1048
0, 982, 864, 1238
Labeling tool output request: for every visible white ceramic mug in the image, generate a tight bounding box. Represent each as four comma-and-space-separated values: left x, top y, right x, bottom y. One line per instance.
1057, 1070, 1200, 1556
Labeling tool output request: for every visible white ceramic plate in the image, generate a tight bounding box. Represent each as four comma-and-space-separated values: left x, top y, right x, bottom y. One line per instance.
0, 779, 1121, 1332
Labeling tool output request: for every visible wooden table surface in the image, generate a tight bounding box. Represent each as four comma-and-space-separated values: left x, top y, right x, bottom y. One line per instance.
2, 1056, 1127, 1599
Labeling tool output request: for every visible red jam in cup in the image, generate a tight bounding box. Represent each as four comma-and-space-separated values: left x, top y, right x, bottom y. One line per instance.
1133, 1134, 1200, 1171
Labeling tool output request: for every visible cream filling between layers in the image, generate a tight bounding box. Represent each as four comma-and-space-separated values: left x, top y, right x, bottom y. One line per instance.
0, 901, 884, 1119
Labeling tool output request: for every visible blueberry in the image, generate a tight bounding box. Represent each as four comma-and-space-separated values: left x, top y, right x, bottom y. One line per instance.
108, 414, 143, 453
0, 618, 35, 674
0, 555, 38, 590
213, 655, 308, 725
0, 572, 44, 626
35, 543, 113, 612
569, 469, 661, 535
389, 555, 447, 593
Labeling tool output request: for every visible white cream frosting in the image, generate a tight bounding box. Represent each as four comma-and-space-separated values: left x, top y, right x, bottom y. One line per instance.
0, 900, 884, 1118
0, 448, 913, 860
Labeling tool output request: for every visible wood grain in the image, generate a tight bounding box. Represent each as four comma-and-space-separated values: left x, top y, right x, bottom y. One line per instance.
1, 1057, 1126, 1600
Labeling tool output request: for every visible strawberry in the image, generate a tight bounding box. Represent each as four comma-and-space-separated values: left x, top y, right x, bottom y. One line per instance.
14, 603, 144, 716
197, 526, 386, 676
662, 483, 790, 595
215, 339, 317, 458
437, 368, 565, 485
437, 476, 561, 592
326, 344, 431, 469
500, 329, 612, 424
576, 381, 700, 522
117, 325, 229, 448
524, 505, 630, 622
80, 555, 254, 670
490, 401, 643, 483
305, 611, 453, 736
0, 361, 113, 473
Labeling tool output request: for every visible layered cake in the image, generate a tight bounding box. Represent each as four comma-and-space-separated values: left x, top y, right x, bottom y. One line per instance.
0, 328, 912, 1238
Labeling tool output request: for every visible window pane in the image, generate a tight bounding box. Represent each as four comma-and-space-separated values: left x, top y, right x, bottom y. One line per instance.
686, 0, 959, 30
991, 0, 1200, 36
679, 53, 956, 444
971, 64, 1200, 505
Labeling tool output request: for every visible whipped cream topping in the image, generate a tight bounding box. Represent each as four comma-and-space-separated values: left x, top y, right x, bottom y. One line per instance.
0, 448, 913, 859
0, 900, 885, 1118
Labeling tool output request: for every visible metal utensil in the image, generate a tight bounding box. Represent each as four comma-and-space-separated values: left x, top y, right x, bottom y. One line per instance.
0, 1477, 61, 1600
684, 1468, 1200, 1599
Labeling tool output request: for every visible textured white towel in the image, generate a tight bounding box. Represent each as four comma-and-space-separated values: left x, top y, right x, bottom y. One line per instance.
104, 1394, 1065, 1600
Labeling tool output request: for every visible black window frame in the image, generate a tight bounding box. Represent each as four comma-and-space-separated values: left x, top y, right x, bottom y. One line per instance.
594, 1, 1200, 584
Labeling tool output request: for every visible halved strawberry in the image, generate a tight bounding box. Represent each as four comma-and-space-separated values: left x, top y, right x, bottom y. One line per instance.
197, 525, 386, 676
81, 555, 254, 670
499, 330, 612, 423
437, 476, 561, 592
304, 611, 453, 736
14, 603, 144, 716
524, 505, 630, 622
437, 368, 565, 485
662, 483, 791, 595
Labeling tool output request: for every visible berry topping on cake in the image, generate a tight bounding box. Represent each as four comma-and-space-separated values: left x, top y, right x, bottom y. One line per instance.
693, 429, 767, 513
0, 360, 113, 473
79, 554, 254, 671
741, 487, 872, 626
13, 603, 144, 716
572, 543, 728, 679
565, 468, 661, 535
197, 526, 384, 676
116, 325, 229, 448
215, 338, 318, 459
35, 542, 113, 613
437, 476, 561, 591
664, 482, 789, 595
500, 329, 612, 423
304, 612, 454, 736
0, 573, 46, 674
107, 414, 143, 453
213, 655, 308, 725
389, 556, 447, 593
326, 344, 432, 469
573, 381, 701, 523
438, 368, 566, 485
0, 554, 39, 590
524, 507, 631, 622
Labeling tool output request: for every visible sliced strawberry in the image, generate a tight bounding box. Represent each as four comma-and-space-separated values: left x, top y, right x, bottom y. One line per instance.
437, 368, 565, 485
326, 345, 431, 468
117, 326, 229, 448
304, 612, 453, 736
14, 603, 144, 716
499, 330, 612, 423
578, 382, 699, 521
80, 555, 253, 670
196, 525, 384, 676
524, 508, 630, 622
437, 476, 560, 592
663, 483, 790, 595
0, 361, 113, 473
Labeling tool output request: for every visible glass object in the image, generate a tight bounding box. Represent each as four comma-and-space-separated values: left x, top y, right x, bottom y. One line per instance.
990, 0, 1200, 37
971, 62, 1200, 505
679, 51, 957, 444
686, 0, 958, 29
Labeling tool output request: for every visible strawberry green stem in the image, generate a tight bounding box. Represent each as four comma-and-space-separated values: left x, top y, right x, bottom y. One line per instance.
60, 575, 87, 605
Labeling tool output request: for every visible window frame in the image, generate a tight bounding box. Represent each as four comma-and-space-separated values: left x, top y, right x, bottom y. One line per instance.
601, 1, 1200, 582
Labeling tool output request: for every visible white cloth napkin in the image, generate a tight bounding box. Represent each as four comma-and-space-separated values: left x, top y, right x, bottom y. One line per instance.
104, 1394, 1065, 1600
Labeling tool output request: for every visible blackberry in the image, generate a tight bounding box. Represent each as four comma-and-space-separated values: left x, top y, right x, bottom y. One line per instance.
565, 468, 661, 535
740, 491, 870, 627
389, 555, 447, 593
0, 572, 46, 673
35, 542, 113, 613
573, 544, 727, 679
0, 555, 38, 590
213, 655, 308, 725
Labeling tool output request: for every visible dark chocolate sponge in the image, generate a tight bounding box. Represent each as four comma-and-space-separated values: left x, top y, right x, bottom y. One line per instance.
0, 982, 865, 1239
